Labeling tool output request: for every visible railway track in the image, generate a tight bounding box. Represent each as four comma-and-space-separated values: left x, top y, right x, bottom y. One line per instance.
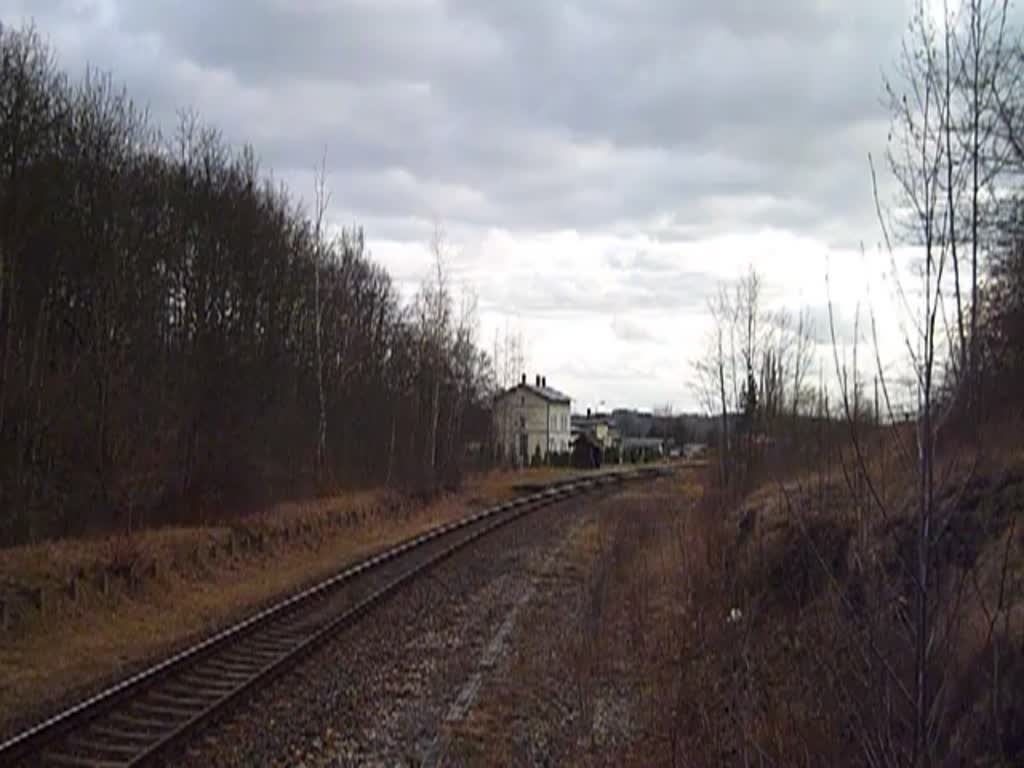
1, 467, 667, 767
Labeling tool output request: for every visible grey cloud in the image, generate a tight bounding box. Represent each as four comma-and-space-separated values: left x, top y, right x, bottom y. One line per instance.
471, 255, 717, 317
0, 0, 914, 248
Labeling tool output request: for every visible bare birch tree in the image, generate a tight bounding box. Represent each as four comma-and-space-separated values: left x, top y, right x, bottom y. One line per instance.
873, 0, 1015, 758
312, 151, 331, 483
418, 222, 453, 483
691, 284, 734, 486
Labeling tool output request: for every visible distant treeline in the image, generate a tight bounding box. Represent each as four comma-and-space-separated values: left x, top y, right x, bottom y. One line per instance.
0, 24, 491, 544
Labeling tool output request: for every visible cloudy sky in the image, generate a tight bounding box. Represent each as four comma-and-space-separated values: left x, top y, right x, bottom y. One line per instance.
1, 0, 928, 412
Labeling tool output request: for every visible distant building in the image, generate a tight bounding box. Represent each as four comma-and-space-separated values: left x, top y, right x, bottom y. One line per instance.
620, 436, 665, 462
571, 407, 716, 464
494, 374, 572, 465
571, 430, 603, 469
571, 409, 619, 450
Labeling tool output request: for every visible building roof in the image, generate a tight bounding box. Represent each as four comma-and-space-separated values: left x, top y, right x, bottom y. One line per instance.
620, 436, 665, 448
496, 382, 571, 405
571, 413, 612, 425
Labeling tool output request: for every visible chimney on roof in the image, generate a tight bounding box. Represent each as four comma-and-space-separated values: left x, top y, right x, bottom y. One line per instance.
535, 374, 541, 387
521, 373, 526, 385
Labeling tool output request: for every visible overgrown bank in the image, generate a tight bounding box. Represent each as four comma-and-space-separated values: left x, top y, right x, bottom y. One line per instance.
447, 448, 1023, 765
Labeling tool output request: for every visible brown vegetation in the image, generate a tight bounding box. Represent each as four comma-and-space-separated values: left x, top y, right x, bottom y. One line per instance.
664, 432, 1024, 766
458, 444, 1022, 765
0, 466, 574, 735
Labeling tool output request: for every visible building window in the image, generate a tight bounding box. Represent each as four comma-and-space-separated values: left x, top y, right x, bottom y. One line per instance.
520, 416, 526, 429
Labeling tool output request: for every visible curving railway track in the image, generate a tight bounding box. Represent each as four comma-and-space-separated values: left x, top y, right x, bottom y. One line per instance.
0, 467, 666, 767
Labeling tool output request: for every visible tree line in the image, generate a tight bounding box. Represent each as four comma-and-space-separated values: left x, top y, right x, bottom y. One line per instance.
691, 266, 822, 487
0, 23, 492, 545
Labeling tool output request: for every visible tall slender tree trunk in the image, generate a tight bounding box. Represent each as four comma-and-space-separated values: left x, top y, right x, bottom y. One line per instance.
312, 153, 330, 484
916, 136, 938, 763
0, 242, 6, 435
969, 1, 982, 409
0, 258, 12, 438
315, 244, 326, 479
945, 7, 968, 379
386, 407, 397, 487
718, 341, 728, 487
916, 354, 934, 766
428, 371, 439, 481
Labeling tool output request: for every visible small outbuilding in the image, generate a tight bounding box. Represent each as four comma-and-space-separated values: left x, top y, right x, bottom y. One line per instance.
571, 431, 603, 469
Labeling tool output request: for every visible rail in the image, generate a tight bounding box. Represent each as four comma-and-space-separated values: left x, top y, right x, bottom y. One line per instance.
0, 466, 667, 767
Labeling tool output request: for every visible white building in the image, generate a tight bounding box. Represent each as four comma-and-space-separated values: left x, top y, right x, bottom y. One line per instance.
494, 374, 572, 465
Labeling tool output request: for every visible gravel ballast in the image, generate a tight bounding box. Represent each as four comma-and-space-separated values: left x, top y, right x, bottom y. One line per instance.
172, 491, 604, 767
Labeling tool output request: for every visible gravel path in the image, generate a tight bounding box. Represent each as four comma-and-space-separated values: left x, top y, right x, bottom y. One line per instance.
172, 491, 601, 767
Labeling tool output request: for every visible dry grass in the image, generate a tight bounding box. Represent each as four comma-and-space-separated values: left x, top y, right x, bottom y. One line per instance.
0, 466, 584, 735
458, 433, 1024, 765
665, 430, 1024, 764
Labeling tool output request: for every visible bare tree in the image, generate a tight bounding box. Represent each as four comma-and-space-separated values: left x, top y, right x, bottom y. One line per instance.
957, 0, 1013, 395
790, 306, 817, 417
417, 222, 453, 483
492, 316, 526, 391
0, 24, 496, 542
691, 283, 734, 485
871, 0, 1016, 758
885, 5, 948, 755
491, 316, 527, 465
312, 150, 331, 483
